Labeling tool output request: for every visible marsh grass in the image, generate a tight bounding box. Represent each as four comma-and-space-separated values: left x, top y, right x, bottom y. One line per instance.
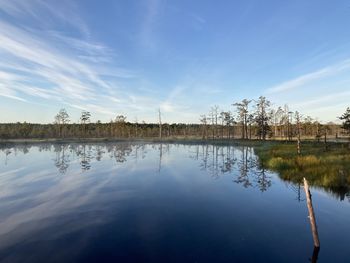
255, 142, 350, 199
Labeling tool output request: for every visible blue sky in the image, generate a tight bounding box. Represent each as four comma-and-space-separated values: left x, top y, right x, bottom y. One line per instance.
0, 0, 349, 124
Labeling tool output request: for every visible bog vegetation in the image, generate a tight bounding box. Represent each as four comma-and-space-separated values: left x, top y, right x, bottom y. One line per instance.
254, 142, 350, 199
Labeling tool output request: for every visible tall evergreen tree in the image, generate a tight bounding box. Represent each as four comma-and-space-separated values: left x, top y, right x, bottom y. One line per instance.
339, 107, 350, 134
80, 111, 91, 137
254, 96, 271, 140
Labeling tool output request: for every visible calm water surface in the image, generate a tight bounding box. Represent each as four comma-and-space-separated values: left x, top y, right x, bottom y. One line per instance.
0, 142, 349, 263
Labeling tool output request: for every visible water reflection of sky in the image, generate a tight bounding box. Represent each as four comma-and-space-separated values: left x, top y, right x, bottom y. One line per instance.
0, 143, 350, 263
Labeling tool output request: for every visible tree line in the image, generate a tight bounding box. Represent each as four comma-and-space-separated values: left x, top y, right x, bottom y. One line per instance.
200, 96, 349, 141
0, 96, 349, 141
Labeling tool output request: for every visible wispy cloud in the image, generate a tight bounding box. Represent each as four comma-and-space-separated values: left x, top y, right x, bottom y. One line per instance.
0, 23, 105, 100
0, 0, 89, 36
190, 13, 206, 24
267, 59, 350, 93
293, 90, 350, 109
0, 0, 188, 124
0, 1, 141, 121
139, 0, 164, 48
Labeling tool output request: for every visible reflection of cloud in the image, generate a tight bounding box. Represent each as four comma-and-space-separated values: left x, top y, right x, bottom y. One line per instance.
0, 165, 133, 249
0, 141, 345, 260
0, 167, 26, 179
0, 143, 164, 250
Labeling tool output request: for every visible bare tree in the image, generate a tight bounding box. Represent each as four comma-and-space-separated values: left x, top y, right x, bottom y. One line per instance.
134, 117, 138, 137
315, 121, 321, 142
322, 124, 330, 150
219, 111, 225, 138
247, 113, 254, 139
199, 115, 208, 139
274, 106, 284, 138
210, 105, 219, 139
158, 108, 162, 139
281, 104, 290, 140
54, 108, 70, 138
115, 115, 127, 137
295, 111, 302, 154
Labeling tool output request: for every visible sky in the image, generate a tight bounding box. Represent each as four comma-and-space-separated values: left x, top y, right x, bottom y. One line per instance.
0, 0, 349, 124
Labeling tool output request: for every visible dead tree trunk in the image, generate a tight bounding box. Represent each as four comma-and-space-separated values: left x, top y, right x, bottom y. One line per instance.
303, 178, 320, 248
158, 109, 162, 139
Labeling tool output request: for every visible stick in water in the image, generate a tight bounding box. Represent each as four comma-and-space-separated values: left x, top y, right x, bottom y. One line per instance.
303, 177, 320, 248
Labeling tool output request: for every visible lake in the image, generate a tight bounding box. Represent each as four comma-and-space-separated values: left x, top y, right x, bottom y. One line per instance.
0, 142, 349, 262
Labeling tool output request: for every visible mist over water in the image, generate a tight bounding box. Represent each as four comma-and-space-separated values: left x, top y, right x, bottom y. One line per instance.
0, 142, 349, 262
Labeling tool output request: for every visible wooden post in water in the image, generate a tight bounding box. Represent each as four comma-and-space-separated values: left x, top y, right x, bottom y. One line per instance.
303, 178, 320, 248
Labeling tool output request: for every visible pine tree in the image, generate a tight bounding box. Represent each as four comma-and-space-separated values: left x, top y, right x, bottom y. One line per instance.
339, 107, 350, 134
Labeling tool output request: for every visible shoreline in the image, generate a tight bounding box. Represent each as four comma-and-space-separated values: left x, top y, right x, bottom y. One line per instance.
0, 137, 348, 146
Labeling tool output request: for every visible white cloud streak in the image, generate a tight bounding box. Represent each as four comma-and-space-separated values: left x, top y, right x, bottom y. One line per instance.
0, 0, 201, 123
140, 0, 164, 48
0, 0, 90, 36
267, 59, 350, 93
0, 1, 142, 120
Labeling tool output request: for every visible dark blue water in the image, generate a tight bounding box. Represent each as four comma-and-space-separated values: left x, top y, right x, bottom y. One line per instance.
0, 143, 349, 262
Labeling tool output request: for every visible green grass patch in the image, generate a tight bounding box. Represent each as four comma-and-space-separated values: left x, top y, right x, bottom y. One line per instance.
255, 142, 350, 199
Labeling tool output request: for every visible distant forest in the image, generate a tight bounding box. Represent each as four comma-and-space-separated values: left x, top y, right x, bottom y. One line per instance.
1, 96, 349, 141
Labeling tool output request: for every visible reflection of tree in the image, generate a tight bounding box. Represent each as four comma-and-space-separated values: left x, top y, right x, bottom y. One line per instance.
1, 145, 37, 165
4, 142, 348, 201
76, 145, 92, 171
151, 143, 170, 173
198, 145, 223, 179
11, 144, 31, 155
345, 193, 350, 202
197, 145, 237, 179
221, 146, 236, 174
253, 162, 272, 192
51, 143, 146, 172
236, 147, 272, 192
4, 148, 11, 165
197, 145, 272, 192
53, 145, 70, 174
38, 144, 52, 152
132, 144, 147, 163
290, 182, 305, 202
158, 144, 163, 172
197, 145, 209, 171
49, 143, 139, 173
108, 143, 132, 163
70, 144, 92, 171
234, 147, 253, 188
95, 145, 105, 161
